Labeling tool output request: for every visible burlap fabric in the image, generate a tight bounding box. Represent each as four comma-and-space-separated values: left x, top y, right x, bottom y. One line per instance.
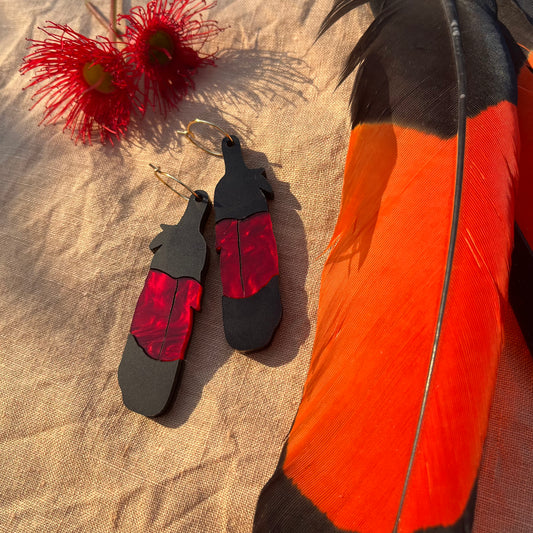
0, 1, 531, 531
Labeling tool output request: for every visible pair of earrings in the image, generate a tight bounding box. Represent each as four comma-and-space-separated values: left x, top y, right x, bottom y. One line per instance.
118, 120, 282, 417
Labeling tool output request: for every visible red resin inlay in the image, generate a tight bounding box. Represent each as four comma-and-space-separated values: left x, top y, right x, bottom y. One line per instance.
215, 211, 279, 299
130, 270, 202, 361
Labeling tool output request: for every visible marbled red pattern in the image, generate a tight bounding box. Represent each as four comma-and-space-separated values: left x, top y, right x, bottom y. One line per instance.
215, 212, 278, 299
130, 270, 202, 361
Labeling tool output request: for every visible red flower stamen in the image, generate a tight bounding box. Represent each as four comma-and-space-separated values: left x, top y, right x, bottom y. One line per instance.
121, 0, 222, 114
20, 23, 137, 144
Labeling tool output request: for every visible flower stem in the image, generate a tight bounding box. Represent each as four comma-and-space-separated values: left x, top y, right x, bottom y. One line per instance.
110, 0, 117, 41
85, 0, 124, 40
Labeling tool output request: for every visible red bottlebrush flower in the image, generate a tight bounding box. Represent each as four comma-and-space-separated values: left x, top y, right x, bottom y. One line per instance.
20, 23, 137, 144
121, 0, 222, 114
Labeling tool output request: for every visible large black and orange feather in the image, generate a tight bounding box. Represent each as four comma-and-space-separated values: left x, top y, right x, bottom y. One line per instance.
254, 0, 533, 532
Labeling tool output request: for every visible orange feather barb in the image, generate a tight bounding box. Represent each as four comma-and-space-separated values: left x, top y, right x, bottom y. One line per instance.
254, 1, 533, 532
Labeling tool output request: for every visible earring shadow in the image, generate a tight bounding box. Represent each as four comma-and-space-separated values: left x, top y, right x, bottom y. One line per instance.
124, 47, 314, 153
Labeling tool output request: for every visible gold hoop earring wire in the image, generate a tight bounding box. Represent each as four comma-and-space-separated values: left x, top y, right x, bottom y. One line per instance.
177, 118, 233, 157
148, 164, 201, 200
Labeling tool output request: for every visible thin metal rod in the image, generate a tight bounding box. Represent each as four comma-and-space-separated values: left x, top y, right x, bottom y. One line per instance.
393, 1, 467, 530
177, 119, 234, 157
149, 164, 200, 200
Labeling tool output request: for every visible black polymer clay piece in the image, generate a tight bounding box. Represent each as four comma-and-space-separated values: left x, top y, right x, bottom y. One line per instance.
118, 191, 210, 417
222, 276, 282, 352
509, 224, 533, 355
214, 136, 273, 222
214, 135, 282, 352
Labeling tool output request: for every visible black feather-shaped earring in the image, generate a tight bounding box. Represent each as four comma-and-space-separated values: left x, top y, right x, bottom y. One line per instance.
118, 167, 210, 417
214, 134, 282, 352
180, 119, 282, 353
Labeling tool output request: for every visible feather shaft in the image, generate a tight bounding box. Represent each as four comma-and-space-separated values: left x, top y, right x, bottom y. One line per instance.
393, 1, 467, 529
